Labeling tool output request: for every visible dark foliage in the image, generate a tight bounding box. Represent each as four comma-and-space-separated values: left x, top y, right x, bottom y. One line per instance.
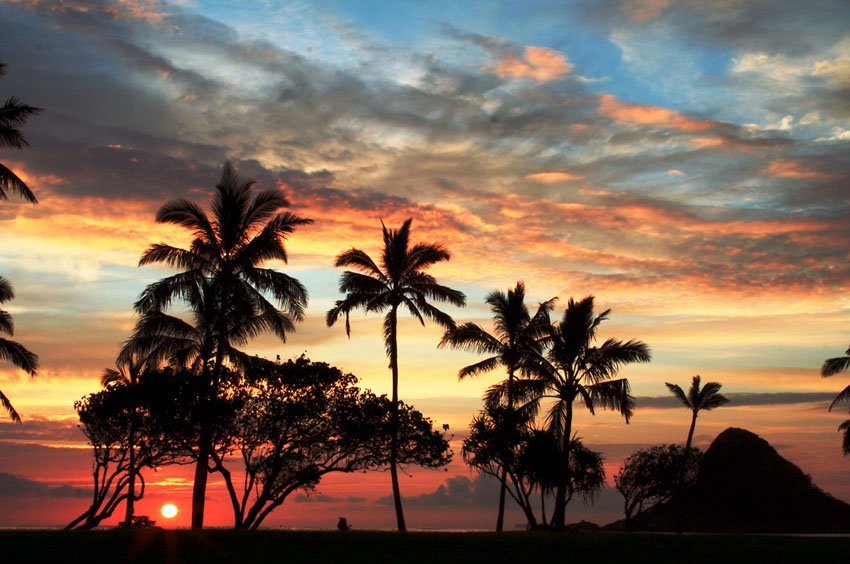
613, 444, 702, 527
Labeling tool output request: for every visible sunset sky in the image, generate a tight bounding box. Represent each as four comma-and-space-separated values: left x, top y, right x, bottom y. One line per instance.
1, 0, 849, 530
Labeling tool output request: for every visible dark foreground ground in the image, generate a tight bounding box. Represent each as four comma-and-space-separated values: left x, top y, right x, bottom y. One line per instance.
2, 529, 848, 564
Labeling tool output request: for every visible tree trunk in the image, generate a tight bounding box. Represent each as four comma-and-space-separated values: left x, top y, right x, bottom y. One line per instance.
124, 419, 136, 525
686, 410, 698, 451
191, 431, 210, 529
495, 467, 508, 532
550, 401, 573, 530
388, 306, 407, 532
496, 367, 515, 532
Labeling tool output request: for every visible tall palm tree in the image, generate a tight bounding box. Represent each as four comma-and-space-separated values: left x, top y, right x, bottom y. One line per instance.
130, 160, 311, 528
0, 276, 38, 423
821, 346, 850, 455
1, 63, 42, 204
327, 218, 466, 531
527, 295, 650, 530
101, 354, 143, 525
665, 375, 729, 451
439, 281, 553, 531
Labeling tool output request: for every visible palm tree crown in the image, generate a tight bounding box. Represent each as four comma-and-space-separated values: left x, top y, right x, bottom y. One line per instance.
527, 295, 650, 529
665, 374, 729, 450
326, 218, 465, 532
129, 160, 312, 373
821, 346, 850, 455
0, 276, 39, 423
1, 63, 42, 204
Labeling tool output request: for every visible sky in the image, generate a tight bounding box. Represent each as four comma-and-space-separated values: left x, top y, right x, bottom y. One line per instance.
0, 0, 849, 530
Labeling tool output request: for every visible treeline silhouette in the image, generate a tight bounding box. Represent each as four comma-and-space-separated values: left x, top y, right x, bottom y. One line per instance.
2, 60, 850, 533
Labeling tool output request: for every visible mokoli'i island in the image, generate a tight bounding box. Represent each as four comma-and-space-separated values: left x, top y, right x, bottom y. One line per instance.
1, 0, 850, 557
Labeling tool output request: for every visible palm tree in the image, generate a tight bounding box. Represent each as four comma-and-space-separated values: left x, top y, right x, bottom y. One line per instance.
130, 160, 311, 528
327, 218, 466, 531
100, 354, 143, 525
1, 63, 42, 203
527, 295, 650, 530
821, 346, 850, 455
439, 281, 553, 531
0, 276, 38, 423
665, 375, 729, 451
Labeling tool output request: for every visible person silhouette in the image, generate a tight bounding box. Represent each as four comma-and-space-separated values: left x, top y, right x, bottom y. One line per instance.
337, 517, 351, 531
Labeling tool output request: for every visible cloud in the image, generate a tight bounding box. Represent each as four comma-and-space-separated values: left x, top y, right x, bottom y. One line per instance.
525, 171, 584, 184
293, 494, 367, 504
597, 93, 715, 132
0, 472, 89, 498
488, 45, 573, 82
635, 392, 836, 409
377, 473, 501, 507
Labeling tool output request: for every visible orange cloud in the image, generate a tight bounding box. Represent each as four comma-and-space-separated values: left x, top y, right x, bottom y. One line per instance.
525, 171, 584, 184
598, 93, 715, 132
622, 0, 673, 23
11, 0, 171, 26
764, 159, 834, 180
489, 46, 572, 82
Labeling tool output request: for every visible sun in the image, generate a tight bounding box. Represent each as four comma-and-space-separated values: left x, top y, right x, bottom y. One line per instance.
160, 503, 178, 519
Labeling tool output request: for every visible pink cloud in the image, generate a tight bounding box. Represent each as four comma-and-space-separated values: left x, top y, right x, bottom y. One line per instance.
598, 93, 716, 132
489, 46, 573, 82
525, 171, 584, 184
764, 159, 834, 180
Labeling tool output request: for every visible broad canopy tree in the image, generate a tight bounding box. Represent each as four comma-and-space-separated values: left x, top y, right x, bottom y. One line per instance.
210, 356, 451, 529
614, 444, 702, 527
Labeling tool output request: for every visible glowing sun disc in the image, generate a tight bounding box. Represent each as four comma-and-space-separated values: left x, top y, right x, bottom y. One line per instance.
161, 503, 178, 519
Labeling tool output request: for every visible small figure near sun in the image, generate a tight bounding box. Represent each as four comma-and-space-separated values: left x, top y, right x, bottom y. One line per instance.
337, 517, 351, 531
161, 503, 179, 519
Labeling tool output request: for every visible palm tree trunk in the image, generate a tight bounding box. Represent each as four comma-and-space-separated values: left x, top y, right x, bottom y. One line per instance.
551, 401, 573, 530
388, 306, 407, 532
192, 351, 220, 529
495, 467, 508, 532
686, 410, 697, 450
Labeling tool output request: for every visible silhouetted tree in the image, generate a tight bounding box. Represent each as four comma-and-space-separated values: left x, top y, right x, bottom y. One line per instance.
439, 281, 553, 531
326, 218, 465, 531
0, 276, 38, 423
128, 160, 311, 528
0, 63, 41, 204
614, 444, 702, 528
526, 296, 651, 529
518, 431, 605, 528
665, 375, 729, 450
211, 357, 451, 529
66, 371, 184, 530
463, 409, 605, 529
822, 345, 850, 455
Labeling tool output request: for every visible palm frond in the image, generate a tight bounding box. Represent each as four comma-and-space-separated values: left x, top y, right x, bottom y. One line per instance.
439, 323, 502, 355
457, 356, 501, 380
665, 382, 690, 408
0, 388, 21, 424
0, 96, 42, 149
155, 198, 216, 243
0, 310, 14, 336
334, 248, 386, 280
823, 352, 850, 377
587, 378, 635, 422
0, 162, 37, 203
101, 368, 127, 388
829, 384, 850, 412
839, 420, 850, 457
0, 277, 13, 302
0, 337, 38, 375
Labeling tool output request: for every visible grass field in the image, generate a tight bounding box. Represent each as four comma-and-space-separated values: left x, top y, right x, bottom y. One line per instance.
1, 529, 848, 564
